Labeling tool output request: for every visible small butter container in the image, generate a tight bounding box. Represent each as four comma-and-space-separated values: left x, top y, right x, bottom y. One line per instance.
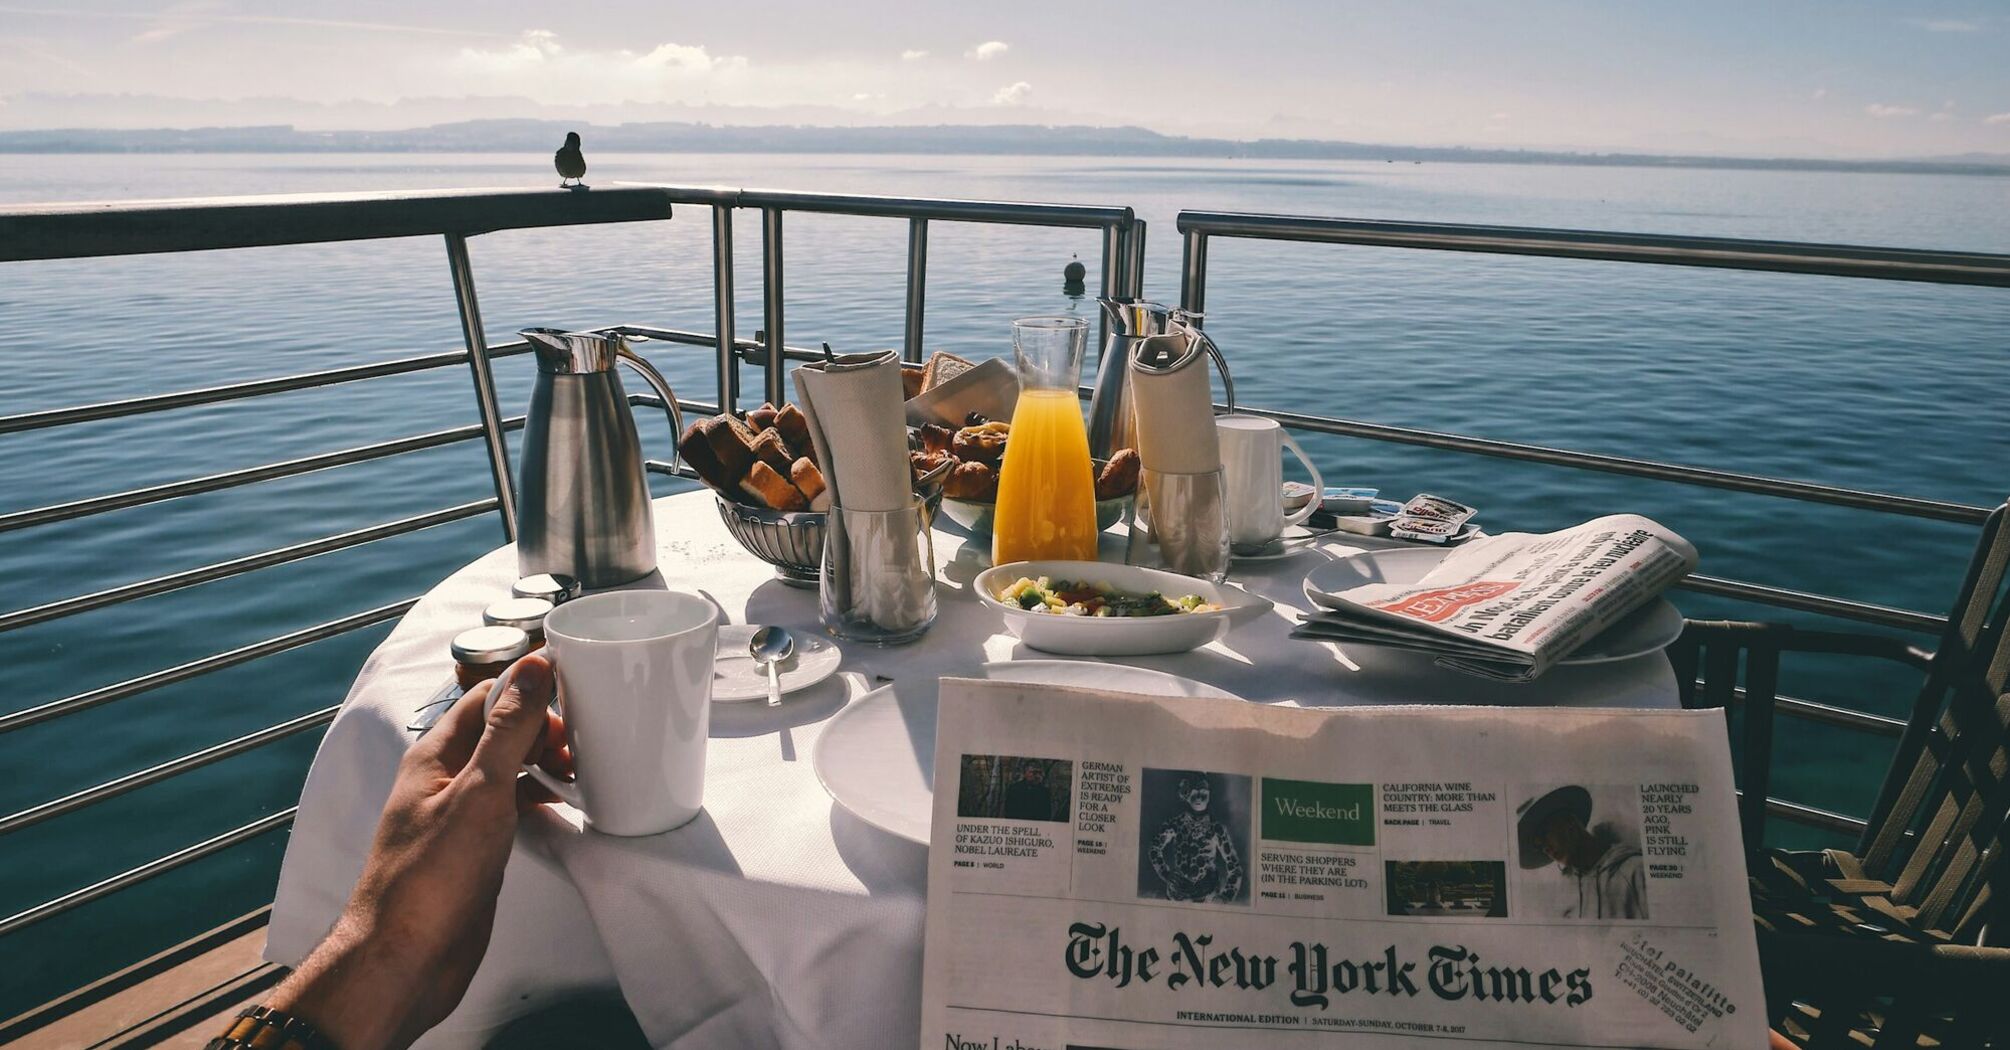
511, 573, 581, 606
1282, 481, 1319, 513
1321, 486, 1380, 515
483, 597, 555, 651
1389, 493, 1478, 544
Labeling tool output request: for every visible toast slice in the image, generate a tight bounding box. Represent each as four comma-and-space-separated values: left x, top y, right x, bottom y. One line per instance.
740, 461, 808, 511
919, 351, 977, 393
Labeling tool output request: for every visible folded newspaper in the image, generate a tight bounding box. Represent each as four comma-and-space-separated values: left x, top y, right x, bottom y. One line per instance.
921, 678, 1765, 1050
1294, 514, 1699, 681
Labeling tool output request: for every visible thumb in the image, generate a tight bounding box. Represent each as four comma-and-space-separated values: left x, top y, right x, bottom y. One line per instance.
468, 653, 555, 784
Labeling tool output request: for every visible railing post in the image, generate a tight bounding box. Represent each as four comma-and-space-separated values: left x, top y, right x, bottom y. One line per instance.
711, 205, 738, 415
761, 207, 787, 407
443, 233, 519, 540
1179, 229, 1208, 321
1098, 222, 1123, 352
904, 217, 928, 363
1127, 219, 1148, 299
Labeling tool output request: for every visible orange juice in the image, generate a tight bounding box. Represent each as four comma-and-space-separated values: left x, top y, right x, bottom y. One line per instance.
992, 389, 1098, 563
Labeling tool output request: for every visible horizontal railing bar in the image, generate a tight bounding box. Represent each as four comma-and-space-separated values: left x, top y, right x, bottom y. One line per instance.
611, 324, 825, 366
0, 501, 489, 634
610, 184, 1133, 229
0, 186, 678, 263
1676, 574, 1945, 633
1176, 211, 2010, 288
0, 340, 529, 437
1706, 681, 1910, 738
0, 599, 415, 734
1242, 405, 1992, 525
0, 416, 527, 534
0, 706, 336, 836
628, 392, 720, 419
1763, 796, 1869, 837
0, 808, 297, 937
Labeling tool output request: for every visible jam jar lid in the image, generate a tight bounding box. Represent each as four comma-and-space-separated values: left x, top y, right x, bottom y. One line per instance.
450, 625, 531, 665
511, 573, 581, 605
483, 597, 554, 633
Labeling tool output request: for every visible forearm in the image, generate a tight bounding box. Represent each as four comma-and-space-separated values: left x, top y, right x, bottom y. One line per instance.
264, 912, 427, 1050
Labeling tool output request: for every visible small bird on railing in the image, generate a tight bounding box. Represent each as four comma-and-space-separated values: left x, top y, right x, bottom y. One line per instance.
554, 131, 587, 189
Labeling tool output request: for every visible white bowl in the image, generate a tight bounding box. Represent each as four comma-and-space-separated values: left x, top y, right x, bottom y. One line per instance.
974, 560, 1270, 656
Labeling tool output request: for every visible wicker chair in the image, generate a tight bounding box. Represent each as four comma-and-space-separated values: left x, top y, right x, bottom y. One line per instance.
1670, 499, 2010, 1049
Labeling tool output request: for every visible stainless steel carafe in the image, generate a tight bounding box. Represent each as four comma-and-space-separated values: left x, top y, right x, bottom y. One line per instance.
1085, 298, 1235, 459
516, 328, 682, 588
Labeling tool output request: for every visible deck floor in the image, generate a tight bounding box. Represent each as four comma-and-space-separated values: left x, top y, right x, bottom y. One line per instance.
3, 913, 282, 1049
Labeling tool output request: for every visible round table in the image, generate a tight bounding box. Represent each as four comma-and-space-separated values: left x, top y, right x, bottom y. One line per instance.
266, 489, 1677, 1049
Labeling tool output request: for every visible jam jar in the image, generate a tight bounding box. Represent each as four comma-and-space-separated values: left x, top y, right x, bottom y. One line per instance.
483, 597, 554, 652
449, 625, 530, 690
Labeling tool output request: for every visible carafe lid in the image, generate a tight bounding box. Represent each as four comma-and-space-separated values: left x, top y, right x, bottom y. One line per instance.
520, 328, 628, 375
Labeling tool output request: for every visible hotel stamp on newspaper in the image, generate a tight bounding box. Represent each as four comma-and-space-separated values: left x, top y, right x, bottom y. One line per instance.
920, 678, 1764, 1049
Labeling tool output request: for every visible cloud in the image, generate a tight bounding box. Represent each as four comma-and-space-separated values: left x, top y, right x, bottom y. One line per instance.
1930, 112, 1953, 121
1811, 87, 1827, 100
1910, 17, 1980, 31
1864, 103, 1919, 118
992, 80, 1031, 105
455, 30, 748, 89
901, 49, 927, 60
1986, 112, 2010, 124
967, 40, 1009, 60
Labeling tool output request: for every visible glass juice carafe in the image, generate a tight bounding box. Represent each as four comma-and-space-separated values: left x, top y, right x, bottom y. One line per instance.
993, 316, 1098, 564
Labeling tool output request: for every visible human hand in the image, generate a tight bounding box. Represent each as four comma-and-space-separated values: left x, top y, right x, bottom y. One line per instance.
263, 653, 571, 1050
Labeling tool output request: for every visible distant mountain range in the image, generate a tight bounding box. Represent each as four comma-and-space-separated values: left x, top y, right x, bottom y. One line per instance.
4, 119, 2008, 176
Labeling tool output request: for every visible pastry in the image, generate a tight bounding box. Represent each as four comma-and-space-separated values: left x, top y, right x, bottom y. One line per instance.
790, 457, 826, 504
740, 461, 807, 511
951, 420, 1010, 466
772, 404, 814, 462
944, 460, 999, 500
1094, 448, 1140, 500
915, 422, 954, 455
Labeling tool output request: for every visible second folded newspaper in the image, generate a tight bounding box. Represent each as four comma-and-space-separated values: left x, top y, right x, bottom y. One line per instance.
1293, 514, 1699, 681
920, 679, 1764, 1050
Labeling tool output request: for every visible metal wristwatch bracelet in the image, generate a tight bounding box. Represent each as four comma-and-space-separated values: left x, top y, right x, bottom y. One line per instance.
205, 1003, 338, 1050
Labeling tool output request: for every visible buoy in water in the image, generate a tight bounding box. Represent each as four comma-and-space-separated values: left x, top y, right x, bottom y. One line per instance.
1062, 255, 1088, 296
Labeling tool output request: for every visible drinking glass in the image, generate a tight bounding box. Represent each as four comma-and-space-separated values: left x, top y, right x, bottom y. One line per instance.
993, 316, 1097, 565
1125, 467, 1231, 583
820, 499, 938, 644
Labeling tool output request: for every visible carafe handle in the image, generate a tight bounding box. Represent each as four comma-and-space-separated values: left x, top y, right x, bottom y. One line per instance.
1187, 325, 1236, 415
615, 346, 683, 476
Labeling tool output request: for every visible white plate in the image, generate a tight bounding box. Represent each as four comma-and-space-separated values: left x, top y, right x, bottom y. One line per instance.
711, 625, 842, 703
903, 357, 1019, 427
812, 661, 1239, 844
974, 561, 1271, 656
1302, 548, 1684, 665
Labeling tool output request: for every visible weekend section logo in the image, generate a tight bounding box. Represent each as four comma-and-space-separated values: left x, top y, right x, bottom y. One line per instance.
1372, 581, 1518, 622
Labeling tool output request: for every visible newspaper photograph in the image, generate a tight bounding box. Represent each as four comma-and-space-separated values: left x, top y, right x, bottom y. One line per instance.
920, 678, 1763, 1049
1293, 515, 1700, 681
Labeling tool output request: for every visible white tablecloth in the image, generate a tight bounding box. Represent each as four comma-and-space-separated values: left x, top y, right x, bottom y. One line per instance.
266, 490, 1678, 1048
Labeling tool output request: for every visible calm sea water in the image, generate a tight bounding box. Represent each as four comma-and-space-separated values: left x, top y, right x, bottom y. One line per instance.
2, 152, 2007, 1012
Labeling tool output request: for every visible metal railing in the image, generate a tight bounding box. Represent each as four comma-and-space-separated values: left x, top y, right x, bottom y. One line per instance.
1175, 208, 2010, 838
2, 187, 2004, 997
0, 184, 1141, 960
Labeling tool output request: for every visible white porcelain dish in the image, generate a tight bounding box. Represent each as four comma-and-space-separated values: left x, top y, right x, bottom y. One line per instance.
1302, 548, 1684, 664
710, 625, 842, 702
812, 661, 1240, 843
974, 560, 1271, 656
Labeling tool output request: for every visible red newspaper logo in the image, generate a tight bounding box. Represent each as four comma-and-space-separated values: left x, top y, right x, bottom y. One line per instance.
1373, 580, 1519, 622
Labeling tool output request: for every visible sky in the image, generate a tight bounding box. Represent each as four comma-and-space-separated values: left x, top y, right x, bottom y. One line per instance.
1, 0, 2008, 156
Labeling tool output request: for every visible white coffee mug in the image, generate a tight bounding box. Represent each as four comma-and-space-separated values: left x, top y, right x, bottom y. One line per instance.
1216, 414, 1324, 552
527, 590, 718, 836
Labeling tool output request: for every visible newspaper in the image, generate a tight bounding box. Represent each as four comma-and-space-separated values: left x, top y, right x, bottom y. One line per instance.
921, 679, 1763, 1050
1293, 515, 1699, 681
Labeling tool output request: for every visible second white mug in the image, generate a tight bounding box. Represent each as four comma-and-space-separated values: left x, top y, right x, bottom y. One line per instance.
527, 589, 718, 836
1216, 414, 1324, 554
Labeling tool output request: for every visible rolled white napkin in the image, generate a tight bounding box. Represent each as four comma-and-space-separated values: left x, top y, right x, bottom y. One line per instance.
793, 351, 912, 512
1129, 331, 1222, 475
794, 351, 933, 632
